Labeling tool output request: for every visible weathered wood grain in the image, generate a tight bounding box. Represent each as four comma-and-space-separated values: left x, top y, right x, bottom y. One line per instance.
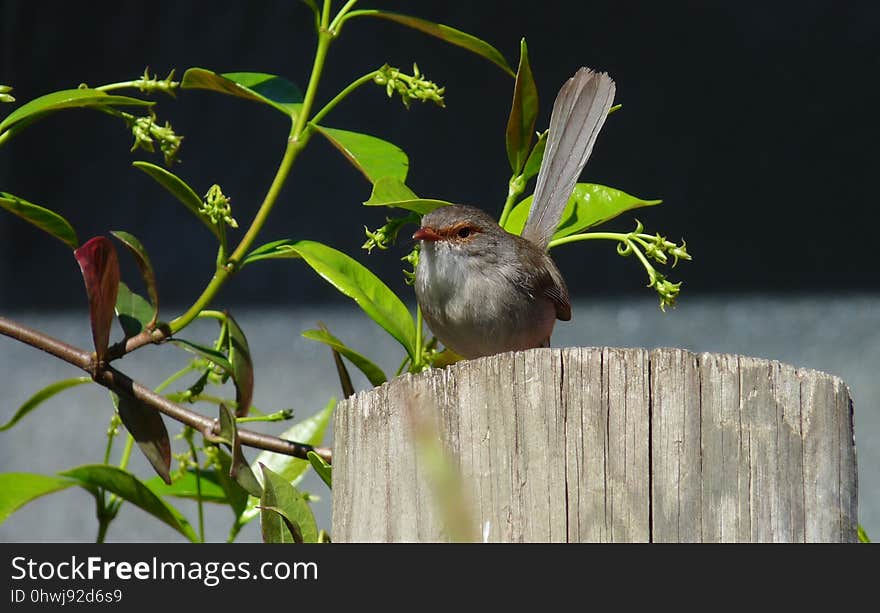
332, 348, 858, 542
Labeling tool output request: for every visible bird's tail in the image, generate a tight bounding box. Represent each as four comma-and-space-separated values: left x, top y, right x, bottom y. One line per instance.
521, 68, 616, 250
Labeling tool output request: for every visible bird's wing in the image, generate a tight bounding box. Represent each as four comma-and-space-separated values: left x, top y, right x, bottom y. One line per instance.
521, 68, 616, 250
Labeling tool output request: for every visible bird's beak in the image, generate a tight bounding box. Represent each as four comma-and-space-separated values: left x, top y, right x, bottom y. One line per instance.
412, 227, 441, 242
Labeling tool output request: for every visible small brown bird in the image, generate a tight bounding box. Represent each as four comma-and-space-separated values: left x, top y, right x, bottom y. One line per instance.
413, 68, 616, 359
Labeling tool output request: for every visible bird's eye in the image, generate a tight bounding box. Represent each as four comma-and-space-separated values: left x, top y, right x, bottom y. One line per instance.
456, 226, 472, 239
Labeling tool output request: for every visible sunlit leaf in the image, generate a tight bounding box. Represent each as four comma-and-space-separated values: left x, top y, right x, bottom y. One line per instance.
181, 68, 303, 119
247, 240, 416, 358
357, 11, 514, 76
502, 183, 663, 239
307, 451, 332, 488
506, 39, 538, 174
74, 237, 121, 362
111, 391, 171, 485
0, 473, 76, 524
115, 282, 153, 338
363, 177, 451, 215
131, 161, 219, 239
259, 464, 318, 543
0, 192, 78, 250
145, 470, 228, 503
0, 377, 91, 432
0, 89, 153, 134
110, 231, 159, 326
302, 328, 387, 387
314, 125, 408, 184
60, 465, 197, 542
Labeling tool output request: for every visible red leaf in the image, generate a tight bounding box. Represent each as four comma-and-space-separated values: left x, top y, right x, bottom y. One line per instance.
74, 237, 120, 362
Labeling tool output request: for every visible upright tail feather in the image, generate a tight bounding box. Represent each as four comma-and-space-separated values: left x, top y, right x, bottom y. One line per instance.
521, 68, 616, 251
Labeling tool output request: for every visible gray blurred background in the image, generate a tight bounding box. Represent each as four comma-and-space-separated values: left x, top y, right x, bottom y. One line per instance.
1, 1, 877, 541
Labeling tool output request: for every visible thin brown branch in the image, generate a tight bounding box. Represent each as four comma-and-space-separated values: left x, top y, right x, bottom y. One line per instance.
0, 315, 332, 463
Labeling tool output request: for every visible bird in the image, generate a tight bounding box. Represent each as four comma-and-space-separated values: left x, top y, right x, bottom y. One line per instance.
412, 67, 616, 359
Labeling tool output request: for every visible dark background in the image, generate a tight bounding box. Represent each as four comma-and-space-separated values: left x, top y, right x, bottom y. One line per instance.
0, 1, 877, 310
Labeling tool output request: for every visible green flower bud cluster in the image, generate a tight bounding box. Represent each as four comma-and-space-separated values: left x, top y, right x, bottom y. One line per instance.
374, 63, 445, 109
133, 67, 179, 97
362, 213, 418, 253
614, 219, 691, 311
0, 84, 14, 104
202, 185, 238, 229
401, 247, 419, 286
127, 110, 183, 166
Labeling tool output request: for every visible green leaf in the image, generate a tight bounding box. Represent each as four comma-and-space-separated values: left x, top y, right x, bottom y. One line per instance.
74, 237, 121, 362
145, 470, 229, 503
111, 391, 172, 485
314, 125, 408, 184
0, 473, 76, 525
110, 231, 159, 326
115, 281, 154, 338
0, 88, 153, 134
506, 39, 539, 174
258, 505, 304, 543
858, 525, 871, 543
212, 448, 251, 519
218, 404, 263, 498
259, 464, 318, 543
302, 328, 387, 387
521, 130, 548, 184
221, 312, 254, 417
170, 338, 234, 375
60, 465, 197, 542
181, 68, 303, 119
131, 161, 219, 239
359, 11, 514, 76
245, 240, 416, 357
363, 177, 452, 215
237, 399, 335, 526
502, 183, 663, 238
307, 451, 332, 488
0, 377, 91, 432
0, 192, 78, 250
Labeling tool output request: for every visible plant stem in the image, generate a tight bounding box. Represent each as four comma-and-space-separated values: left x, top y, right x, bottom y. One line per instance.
95, 517, 110, 544
548, 231, 632, 249
170, 16, 335, 335
0, 316, 332, 463
118, 436, 135, 470
309, 70, 380, 127
499, 174, 525, 228
187, 436, 205, 543
413, 306, 423, 370
329, 0, 360, 32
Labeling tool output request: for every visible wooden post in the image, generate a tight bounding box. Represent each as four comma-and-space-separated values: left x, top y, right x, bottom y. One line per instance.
331, 348, 858, 542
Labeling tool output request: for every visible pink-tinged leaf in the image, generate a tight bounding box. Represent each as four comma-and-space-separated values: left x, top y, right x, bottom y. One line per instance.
112, 391, 172, 484
74, 237, 121, 361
